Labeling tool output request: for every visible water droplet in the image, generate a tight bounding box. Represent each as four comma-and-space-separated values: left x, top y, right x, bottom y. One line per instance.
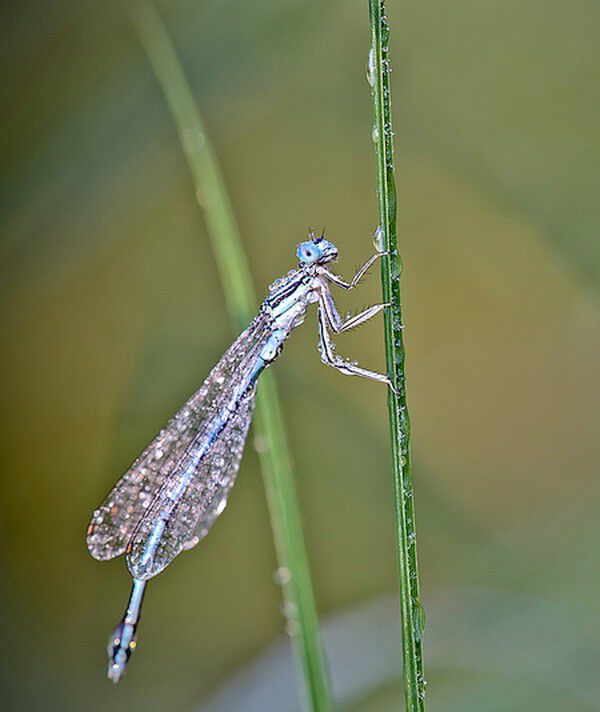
253, 435, 268, 453
417, 670, 428, 700
366, 47, 376, 87
372, 125, 380, 143
372, 226, 385, 252
281, 600, 297, 622
196, 185, 213, 208
285, 619, 299, 637
413, 597, 426, 642
182, 127, 205, 155
273, 567, 291, 586
184, 535, 199, 550
215, 497, 227, 516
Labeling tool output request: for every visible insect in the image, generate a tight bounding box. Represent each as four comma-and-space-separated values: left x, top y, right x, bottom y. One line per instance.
86, 230, 392, 682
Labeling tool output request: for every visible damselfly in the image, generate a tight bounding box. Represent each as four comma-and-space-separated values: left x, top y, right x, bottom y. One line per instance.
86, 231, 392, 682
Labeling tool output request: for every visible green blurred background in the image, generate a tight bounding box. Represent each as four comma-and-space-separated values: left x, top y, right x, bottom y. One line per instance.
1, 1, 599, 710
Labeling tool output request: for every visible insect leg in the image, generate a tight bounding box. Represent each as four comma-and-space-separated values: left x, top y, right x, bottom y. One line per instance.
317, 300, 393, 388
321, 249, 390, 290
319, 281, 388, 334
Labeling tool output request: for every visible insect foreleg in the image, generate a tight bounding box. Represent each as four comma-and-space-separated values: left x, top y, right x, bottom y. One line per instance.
321, 250, 387, 290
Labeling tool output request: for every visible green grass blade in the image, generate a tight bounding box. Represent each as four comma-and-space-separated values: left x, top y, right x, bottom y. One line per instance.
129, 3, 332, 709
368, 1, 427, 709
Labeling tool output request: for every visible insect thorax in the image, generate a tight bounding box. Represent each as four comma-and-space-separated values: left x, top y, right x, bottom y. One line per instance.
265, 269, 319, 334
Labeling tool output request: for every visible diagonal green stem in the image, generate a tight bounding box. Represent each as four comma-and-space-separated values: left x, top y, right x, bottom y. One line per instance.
129, 3, 332, 709
368, 1, 426, 709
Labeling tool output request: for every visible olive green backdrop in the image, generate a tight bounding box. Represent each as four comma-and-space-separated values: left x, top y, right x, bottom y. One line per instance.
1, 1, 598, 710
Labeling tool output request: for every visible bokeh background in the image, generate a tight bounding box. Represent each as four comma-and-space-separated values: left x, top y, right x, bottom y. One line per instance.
1, 1, 599, 710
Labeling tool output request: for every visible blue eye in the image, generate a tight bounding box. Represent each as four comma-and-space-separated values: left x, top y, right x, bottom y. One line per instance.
297, 242, 320, 264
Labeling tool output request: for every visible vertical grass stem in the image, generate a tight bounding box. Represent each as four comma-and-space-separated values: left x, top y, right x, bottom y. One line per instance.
368, 1, 427, 709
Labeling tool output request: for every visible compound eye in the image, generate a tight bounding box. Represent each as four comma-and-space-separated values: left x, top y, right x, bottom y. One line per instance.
297, 242, 320, 264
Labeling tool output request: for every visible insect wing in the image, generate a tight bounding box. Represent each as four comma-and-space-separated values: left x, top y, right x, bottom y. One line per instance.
126, 388, 256, 580
86, 313, 270, 561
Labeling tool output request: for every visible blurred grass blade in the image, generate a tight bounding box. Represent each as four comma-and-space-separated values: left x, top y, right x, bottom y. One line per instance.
368, 1, 426, 709
129, 3, 332, 709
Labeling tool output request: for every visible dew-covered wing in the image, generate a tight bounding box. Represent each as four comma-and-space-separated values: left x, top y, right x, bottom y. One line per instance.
86, 312, 270, 561
126, 388, 256, 580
